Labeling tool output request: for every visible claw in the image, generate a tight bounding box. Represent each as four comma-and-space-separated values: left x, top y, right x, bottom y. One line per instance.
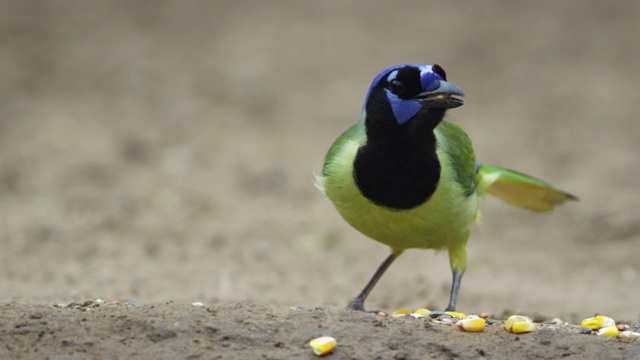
347, 298, 378, 313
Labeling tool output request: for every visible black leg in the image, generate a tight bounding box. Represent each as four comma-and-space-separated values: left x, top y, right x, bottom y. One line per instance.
445, 269, 463, 312
347, 253, 398, 311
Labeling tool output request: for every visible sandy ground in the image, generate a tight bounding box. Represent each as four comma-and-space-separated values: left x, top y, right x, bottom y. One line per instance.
1, 1, 640, 358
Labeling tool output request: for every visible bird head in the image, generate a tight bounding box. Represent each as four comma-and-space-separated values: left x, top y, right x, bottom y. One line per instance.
363, 64, 464, 134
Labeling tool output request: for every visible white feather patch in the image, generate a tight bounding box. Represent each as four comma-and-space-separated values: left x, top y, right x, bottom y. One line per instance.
313, 172, 325, 194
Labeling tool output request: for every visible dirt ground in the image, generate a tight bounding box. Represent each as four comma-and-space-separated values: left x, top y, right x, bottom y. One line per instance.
1, 1, 640, 359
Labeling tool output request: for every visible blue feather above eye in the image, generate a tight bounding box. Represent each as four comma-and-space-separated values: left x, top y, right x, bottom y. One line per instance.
420, 71, 442, 92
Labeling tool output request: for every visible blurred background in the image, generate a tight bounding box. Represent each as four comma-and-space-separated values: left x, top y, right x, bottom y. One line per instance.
1, 1, 639, 321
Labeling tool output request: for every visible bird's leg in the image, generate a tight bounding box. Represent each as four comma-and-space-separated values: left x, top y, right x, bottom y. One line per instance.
347, 252, 398, 312
445, 245, 466, 312
445, 269, 463, 311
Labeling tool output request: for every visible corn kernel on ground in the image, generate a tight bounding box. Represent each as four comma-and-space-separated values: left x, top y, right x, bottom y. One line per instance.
581, 315, 615, 330
309, 336, 337, 356
414, 308, 431, 317
512, 321, 536, 334
457, 318, 486, 332
384, 309, 640, 339
505, 315, 531, 331
620, 331, 640, 338
392, 308, 412, 317
445, 311, 466, 319
505, 315, 536, 334
597, 325, 619, 337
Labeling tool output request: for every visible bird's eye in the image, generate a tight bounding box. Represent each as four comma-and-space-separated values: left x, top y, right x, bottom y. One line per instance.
388, 80, 404, 95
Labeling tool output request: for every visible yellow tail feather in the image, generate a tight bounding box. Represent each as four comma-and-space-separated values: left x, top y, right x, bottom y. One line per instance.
478, 164, 577, 212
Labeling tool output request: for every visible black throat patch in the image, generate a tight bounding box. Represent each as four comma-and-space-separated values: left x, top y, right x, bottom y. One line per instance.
353, 135, 441, 210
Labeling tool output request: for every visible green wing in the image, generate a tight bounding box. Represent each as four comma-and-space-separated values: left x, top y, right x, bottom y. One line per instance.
477, 164, 577, 211
321, 121, 365, 177
436, 120, 477, 197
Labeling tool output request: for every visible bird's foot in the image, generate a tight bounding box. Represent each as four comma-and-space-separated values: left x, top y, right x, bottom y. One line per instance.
347, 299, 379, 314
347, 298, 365, 311
428, 311, 450, 319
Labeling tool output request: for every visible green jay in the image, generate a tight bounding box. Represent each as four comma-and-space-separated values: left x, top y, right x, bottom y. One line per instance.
317, 64, 576, 312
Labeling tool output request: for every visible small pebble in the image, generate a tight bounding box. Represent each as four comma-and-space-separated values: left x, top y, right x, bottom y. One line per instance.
550, 318, 564, 325
409, 313, 425, 319
578, 327, 592, 335
376, 311, 387, 317
95, 299, 105, 304
192, 302, 205, 307
112, 301, 121, 306
440, 318, 453, 326
125, 301, 137, 307
617, 324, 629, 331
479, 313, 490, 319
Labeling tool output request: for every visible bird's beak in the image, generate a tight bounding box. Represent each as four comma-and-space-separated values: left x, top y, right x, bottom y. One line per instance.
414, 80, 465, 109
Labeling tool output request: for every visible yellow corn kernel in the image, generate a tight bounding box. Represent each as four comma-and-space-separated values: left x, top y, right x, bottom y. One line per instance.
619, 331, 640, 338
512, 321, 536, 334
414, 308, 431, 317
581, 315, 615, 330
597, 325, 619, 337
505, 315, 532, 331
445, 311, 466, 319
457, 318, 486, 332
392, 308, 412, 317
309, 336, 337, 356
